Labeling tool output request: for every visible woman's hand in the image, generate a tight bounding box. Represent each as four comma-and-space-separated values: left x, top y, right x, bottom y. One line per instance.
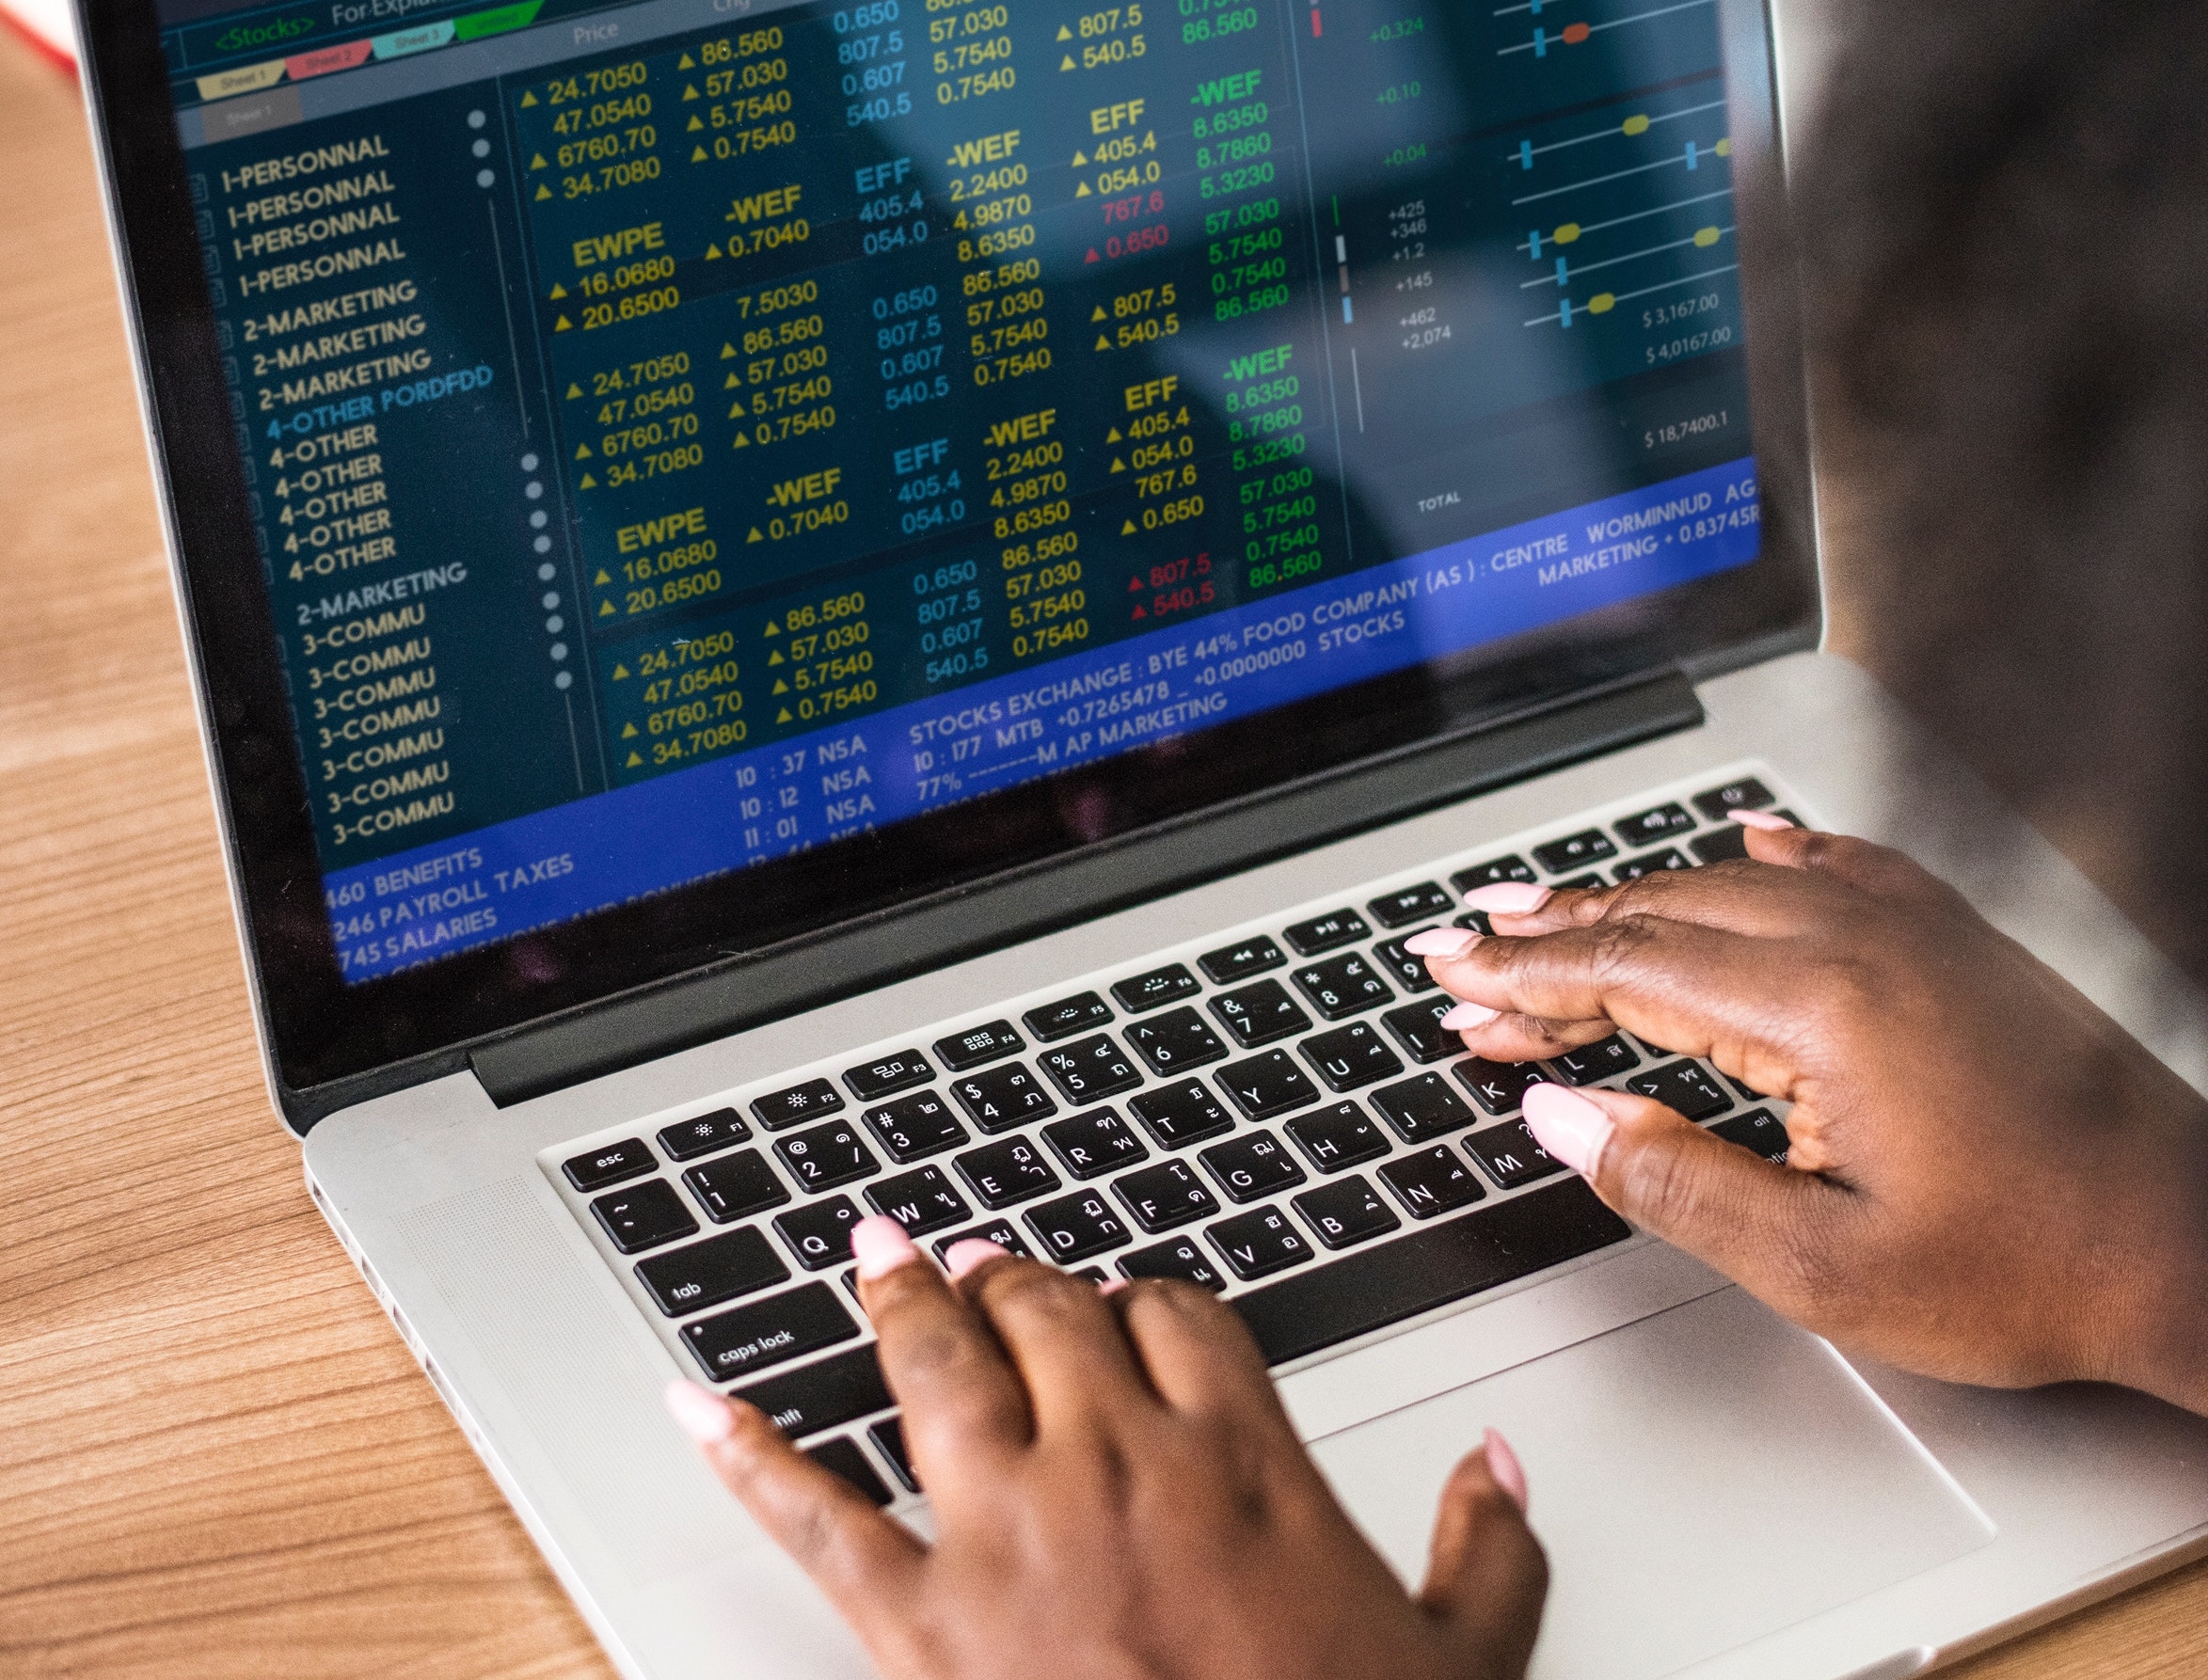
666, 1225, 1548, 1680
1424, 823, 2208, 1412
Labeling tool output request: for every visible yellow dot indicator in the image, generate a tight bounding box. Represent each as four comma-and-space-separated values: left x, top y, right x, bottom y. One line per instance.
1715, 136, 1732, 156
1588, 293, 1616, 314
553, 313, 572, 331
1553, 223, 1581, 245
1622, 114, 1650, 135
1693, 226, 1722, 247
706, 242, 723, 259
1105, 426, 1122, 443
764, 620, 781, 636
565, 383, 581, 400
725, 372, 740, 389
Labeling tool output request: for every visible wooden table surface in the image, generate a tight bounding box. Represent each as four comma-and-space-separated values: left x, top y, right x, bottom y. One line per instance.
0, 29, 2201, 1679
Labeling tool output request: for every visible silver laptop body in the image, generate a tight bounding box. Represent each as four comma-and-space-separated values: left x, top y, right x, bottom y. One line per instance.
78, 0, 2208, 1670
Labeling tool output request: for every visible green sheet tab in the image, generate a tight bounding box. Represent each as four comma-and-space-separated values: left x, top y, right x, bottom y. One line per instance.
453, 0, 543, 42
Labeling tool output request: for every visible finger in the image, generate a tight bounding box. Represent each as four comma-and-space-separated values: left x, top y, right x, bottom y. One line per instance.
1519, 1083, 1866, 1333
851, 1219, 1033, 1482
957, 1251, 1164, 1434
1110, 1276, 1295, 1427
1468, 858, 1843, 944
665, 1379, 926, 1633
1748, 824, 1966, 909
1419, 1431, 1548, 1676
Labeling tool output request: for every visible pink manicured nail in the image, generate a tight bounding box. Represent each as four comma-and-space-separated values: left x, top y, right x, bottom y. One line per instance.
850, 1215, 921, 1281
1438, 1001, 1501, 1029
942, 1238, 1008, 1279
1098, 1277, 1130, 1296
1729, 808, 1794, 832
1461, 882, 1552, 914
1521, 1082, 1615, 1178
1485, 1428, 1529, 1514
1405, 927, 1481, 959
664, 1378, 736, 1445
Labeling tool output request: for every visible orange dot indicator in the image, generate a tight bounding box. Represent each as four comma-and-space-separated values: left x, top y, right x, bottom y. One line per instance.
1562, 21, 1591, 42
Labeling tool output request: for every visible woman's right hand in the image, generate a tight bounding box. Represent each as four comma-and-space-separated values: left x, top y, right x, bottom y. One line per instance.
1421, 824, 2208, 1413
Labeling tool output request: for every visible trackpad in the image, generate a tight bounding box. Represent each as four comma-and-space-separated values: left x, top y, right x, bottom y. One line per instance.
1307, 1288, 1994, 1680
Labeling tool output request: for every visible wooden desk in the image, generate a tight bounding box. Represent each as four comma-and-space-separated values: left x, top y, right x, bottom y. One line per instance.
0, 31, 2199, 1678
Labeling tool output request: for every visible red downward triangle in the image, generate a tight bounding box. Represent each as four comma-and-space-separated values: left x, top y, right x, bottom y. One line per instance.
1086, 247, 1102, 263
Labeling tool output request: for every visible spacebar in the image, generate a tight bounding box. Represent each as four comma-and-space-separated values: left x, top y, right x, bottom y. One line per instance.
1231, 1179, 1632, 1366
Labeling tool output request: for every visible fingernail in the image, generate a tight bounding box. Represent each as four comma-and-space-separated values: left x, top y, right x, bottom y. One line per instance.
1485, 1427, 1529, 1514
1099, 1277, 1130, 1295
850, 1215, 921, 1281
1405, 927, 1481, 959
664, 1378, 735, 1445
942, 1238, 1008, 1279
1438, 1001, 1501, 1029
1461, 882, 1552, 913
1729, 808, 1794, 832
1522, 1082, 1615, 1178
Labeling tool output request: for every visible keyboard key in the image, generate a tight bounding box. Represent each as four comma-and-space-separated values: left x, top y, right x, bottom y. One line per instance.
869, 1416, 920, 1492
1111, 963, 1201, 1014
1216, 1049, 1323, 1121
1460, 1121, 1565, 1190
804, 1435, 893, 1507
1232, 1180, 1631, 1364
590, 1180, 697, 1254
1281, 909, 1373, 956
773, 1197, 864, 1270
733, 1343, 891, 1438
1452, 910, 1495, 936
1024, 991, 1114, 1042
1199, 934, 1286, 985
1453, 1057, 1552, 1116
656, 1111, 751, 1164
683, 1149, 792, 1224
1025, 1189, 1133, 1262
1614, 848, 1691, 882
633, 1227, 790, 1316
751, 1078, 845, 1133
865, 1165, 972, 1237
1615, 802, 1696, 848
1299, 1022, 1405, 1093
1378, 1145, 1487, 1219
843, 1051, 936, 1103
1038, 1034, 1144, 1104
682, 1281, 858, 1382
1293, 1176, 1401, 1250
949, 1061, 1057, 1133
1689, 826, 1750, 864
1692, 776, 1774, 821
929, 1217, 1034, 1262
931, 1020, 1025, 1072
1725, 1070, 1766, 1102
1122, 1006, 1228, 1075
1209, 978, 1311, 1049
953, 1135, 1060, 1209
1206, 1206, 1313, 1280
1628, 1060, 1733, 1119
563, 1137, 655, 1193
1380, 996, 1460, 1064
1127, 1077, 1235, 1149
1549, 1034, 1642, 1086
1284, 1101, 1390, 1173
1370, 1071, 1477, 1143
774, 1119, 880, 1193
1371, 930, 1443, 994
1112, 1159, 1219, 1233
1367, 882, 1453, 928
1118, 1237, 1226, 1291
1199, 1129, 1305, 1203
1451, 854, 1537, 894
1553, 873, 1606, 891
1292, 953, 1393, 1020
862, 1090, 968, 1164
1708, 1108, 1791, 1163
1040, 1107, 1148, 1180
1533, 829, 1617, 874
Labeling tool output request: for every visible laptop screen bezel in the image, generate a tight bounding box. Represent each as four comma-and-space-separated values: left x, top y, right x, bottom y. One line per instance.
76, 0, 1819, 1120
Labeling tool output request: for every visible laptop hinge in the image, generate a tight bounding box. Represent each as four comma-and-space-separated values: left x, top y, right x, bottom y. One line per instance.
461, 671, 1702, 1110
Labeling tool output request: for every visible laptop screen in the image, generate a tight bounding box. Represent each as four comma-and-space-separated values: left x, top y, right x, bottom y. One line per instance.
128, 0, 1807, 1096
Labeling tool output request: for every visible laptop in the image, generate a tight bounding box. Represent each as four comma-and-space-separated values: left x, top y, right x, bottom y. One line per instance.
75, 0, 2208, 1671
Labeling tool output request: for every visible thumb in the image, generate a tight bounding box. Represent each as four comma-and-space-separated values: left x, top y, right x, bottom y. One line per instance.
1521, 1083, 1859, 1330
1419, 1431, 1547, 1677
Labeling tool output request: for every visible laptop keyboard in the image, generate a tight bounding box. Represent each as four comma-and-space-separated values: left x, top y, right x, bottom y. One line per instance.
545, 766, 1798, 1504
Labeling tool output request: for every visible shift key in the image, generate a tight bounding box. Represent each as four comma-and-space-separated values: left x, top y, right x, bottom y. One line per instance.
681, 1282, 859, 1383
